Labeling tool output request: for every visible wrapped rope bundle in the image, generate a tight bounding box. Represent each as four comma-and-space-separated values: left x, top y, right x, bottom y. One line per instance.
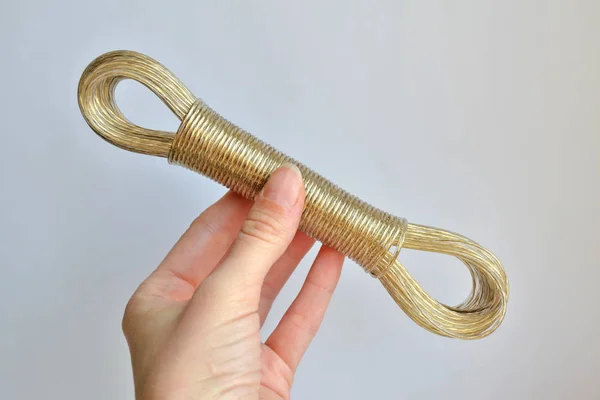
78, 51, 508, 339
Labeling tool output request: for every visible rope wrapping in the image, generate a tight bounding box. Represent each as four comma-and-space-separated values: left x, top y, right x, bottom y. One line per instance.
170, 99, 407, 277
78, 50, 509, 339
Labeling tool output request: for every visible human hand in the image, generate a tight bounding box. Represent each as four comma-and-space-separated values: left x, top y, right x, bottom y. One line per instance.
122, 164, 345, 400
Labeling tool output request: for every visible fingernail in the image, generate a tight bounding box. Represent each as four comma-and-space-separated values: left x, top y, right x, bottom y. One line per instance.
261, 163, 303, 209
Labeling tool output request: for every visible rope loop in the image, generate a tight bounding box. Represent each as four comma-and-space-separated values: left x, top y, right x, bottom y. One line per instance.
77, 50, 195, 156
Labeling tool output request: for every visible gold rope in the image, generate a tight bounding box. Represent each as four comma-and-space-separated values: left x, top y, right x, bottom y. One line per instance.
78, 50, 509, 339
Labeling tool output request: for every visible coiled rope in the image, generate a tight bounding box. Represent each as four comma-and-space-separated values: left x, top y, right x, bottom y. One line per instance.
78, 50, 508, 339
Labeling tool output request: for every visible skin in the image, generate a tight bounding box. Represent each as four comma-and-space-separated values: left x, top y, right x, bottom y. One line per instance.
122, 164, 345, 400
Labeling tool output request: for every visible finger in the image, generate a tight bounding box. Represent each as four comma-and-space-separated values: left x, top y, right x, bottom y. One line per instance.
132, 191, 252, 302
208, 164, 305, 293
265, 246, 344, 372
185, 164, 305, 325
259, 231, 315, 326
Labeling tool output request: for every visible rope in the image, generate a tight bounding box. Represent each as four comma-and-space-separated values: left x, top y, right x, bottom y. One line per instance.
78, 50, 509, 339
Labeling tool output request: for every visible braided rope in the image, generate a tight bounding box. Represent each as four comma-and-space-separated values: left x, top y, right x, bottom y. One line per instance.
78, 50, 509, 339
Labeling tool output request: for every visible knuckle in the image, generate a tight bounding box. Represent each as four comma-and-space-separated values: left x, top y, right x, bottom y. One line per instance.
121, 299, 136, 338
189, 212, 218, 235
121, 295, 145, 338
287, 309, 319, 336
240, 206, 287, 245
305, 278, 335, 296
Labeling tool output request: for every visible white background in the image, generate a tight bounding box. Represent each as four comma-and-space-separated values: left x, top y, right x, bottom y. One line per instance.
1, 1, 599, 399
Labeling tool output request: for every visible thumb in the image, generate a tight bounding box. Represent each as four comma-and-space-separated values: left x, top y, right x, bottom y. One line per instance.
211, 163, 305, 291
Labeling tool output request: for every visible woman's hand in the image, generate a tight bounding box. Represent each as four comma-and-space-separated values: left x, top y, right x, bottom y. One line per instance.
122, 164, 344, 400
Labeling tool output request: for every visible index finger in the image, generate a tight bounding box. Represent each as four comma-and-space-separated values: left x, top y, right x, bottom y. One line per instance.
133, 191, 252, 302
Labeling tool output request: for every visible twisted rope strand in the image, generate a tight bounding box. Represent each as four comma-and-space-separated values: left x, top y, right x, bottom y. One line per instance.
78, 50, 509, 339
